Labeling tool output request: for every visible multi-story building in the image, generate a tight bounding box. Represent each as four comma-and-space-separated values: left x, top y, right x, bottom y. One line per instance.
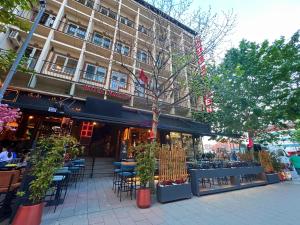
0, 0, 210, 159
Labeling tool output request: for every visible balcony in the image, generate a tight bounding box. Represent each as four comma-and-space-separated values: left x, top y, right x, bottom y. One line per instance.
41, 60, 77, 81
68, 0, 93, 15
54, 21, 86, 48
94, 4, 118, 27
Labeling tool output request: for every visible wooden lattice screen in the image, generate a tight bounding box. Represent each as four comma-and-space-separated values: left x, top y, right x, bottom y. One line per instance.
158, 146, 188, 184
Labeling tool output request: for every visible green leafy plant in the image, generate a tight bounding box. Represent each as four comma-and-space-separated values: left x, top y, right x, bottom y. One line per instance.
28, 135, 79, 204
132, 143, 159, 188
258, 150, 274, 174
270, 152, 282, 173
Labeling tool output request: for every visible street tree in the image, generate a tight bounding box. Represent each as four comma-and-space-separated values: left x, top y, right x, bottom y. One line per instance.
118, 0, 235, 139
0, 0, 37, 32
194, 31, 300, 143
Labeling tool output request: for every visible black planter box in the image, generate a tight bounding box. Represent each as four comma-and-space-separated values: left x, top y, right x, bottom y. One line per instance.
157, 183, 192, 203
265, 173, 280, 184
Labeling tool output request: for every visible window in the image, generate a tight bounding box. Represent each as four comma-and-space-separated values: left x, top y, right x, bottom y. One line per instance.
120, 16, 134, 28
138, 25, 148, 35
115, 42, 130, 56
65, 23, 87, 39
110, 71, 128, 90
108, 11, 117, 20
92, 32, 111, 49
40, 12, 56, 27
84, 64, 106, 82
24, 47, 41, 70
76, 0, 94, 8
137, 50, 148, 63
100, 6, 109, 16
51, 54, 78, 75
134, 80, 145, 97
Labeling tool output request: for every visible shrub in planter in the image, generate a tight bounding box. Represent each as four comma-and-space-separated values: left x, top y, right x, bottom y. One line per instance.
12, 135, 79, 225
134, 142, 158, 208
258, 150, 280, 184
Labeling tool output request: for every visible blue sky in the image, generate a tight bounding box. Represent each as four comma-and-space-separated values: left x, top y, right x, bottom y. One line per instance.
192, 0, 300, 54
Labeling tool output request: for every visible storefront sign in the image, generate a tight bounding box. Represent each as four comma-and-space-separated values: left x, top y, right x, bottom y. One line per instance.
82, 85, 131, 100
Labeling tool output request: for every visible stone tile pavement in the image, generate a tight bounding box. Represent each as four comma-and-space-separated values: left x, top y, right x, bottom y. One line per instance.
38, 177, 300, 225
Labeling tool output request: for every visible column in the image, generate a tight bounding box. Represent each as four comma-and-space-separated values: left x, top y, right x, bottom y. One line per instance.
104, 0, 122, 99
167, 24, 175, 115
28, 0, 67, 88
129, 7, 140, 107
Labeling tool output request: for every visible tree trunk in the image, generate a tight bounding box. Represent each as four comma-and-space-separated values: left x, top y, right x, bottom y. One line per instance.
151, 99, 160, 141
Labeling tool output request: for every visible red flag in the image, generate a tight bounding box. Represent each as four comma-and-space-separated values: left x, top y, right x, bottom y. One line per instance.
247, 135, 254, 149
139, 69, 148, 84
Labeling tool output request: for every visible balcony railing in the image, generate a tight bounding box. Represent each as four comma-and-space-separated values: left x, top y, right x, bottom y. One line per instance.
95, 4, 118, 20
58, 21, 87, 40
75, 0, 95, 9
42, 61, 76, 80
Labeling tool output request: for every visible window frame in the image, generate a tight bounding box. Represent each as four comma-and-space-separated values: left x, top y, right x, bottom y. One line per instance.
84, 63, 107, 83
115, 41, 130, 56
51, 53, 78, 76
137, 49, 148, 63
65, 22, 87, 39
110, 71, 128, 91
92, 32, 111, 49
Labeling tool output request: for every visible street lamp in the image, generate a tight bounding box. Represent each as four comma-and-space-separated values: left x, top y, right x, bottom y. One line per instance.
0, 0, 47, 102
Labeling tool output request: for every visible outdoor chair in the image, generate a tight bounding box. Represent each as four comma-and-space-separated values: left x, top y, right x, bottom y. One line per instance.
0, 170, 21, 209
117, 164, 136, 202
71, 159, 86, 181
112, 162, 121, 192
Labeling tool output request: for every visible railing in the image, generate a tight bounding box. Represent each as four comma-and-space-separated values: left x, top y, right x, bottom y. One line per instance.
42, 61, 76, 80
87, 32, 112, 49
95, 4, 118, 20
75, 0, 95, 9
57, 21, 87, 40
0, 49, 38, 71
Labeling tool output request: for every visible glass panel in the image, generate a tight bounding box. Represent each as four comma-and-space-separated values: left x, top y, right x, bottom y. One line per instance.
127, 20, 134, 28
40, 12, 49, 25
66, 24, 77, 36
120, 17, 126, 25
77, 27, 86, 39
123, 46, 130, 56
115, 42, 122, 54
110, 71, 127, 90
95, 66, 106, 82
135, 81, 145, 97
64, 58, 77, 75
93, 33, 103, 46
85, 64, 95, 80
102, 37, 111, 49
86, 0, 94, 8
108, 10, 116, 19
52, 55, 66, 71
100, 7, 108, 16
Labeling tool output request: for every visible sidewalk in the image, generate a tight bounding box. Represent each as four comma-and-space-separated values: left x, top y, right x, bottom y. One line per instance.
39, 177, 300, 225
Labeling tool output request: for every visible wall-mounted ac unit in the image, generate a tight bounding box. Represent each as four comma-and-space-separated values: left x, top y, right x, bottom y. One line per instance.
8, 30, 22, 47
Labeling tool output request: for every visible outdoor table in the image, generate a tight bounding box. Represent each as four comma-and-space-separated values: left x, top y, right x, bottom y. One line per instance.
46, 175, 66, 207
121, 162, 137, 166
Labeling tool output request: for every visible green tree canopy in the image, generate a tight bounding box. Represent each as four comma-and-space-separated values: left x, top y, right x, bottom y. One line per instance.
193, 31, 300, 143
0, 0, 37, 31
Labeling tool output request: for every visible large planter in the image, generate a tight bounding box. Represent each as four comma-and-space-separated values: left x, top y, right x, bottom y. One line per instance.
157, 183, 192, 203
265, 173, 280, 184
136, 188, 151, 208
12, 203, 44, 225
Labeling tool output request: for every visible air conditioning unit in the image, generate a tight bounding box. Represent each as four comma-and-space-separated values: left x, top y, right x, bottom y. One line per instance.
8, 30, 22, 47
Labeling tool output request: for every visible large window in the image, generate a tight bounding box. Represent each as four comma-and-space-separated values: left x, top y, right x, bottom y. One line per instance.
51, 54, 78, 75
98, 5, 117, 20
39, 12, 56, 27
119, 16, 134, 28
84, 64, 106, 82
65, 23, 87, 39
115, 42, 130, 56
134, 80, 145, 97
138, 25, 148, 35
76, 0, 94, 9
137, 50, 148, 63
110, 71, 128, 91
92, 32, 111, 49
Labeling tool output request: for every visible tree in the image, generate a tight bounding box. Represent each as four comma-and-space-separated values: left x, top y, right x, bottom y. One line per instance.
194, 31, 300, 143
0, 0, 37, 32
118, 0, 235, 139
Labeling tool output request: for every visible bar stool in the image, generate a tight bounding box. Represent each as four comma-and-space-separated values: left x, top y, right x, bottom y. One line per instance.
118, 164, 136, 202
112, 162, 121, 192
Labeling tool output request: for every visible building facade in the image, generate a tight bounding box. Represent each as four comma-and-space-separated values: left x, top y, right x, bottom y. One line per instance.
0, 0, 210, 159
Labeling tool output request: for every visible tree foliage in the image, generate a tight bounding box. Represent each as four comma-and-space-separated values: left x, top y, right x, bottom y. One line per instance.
0, 0, 37, 31
193, 31, 300, 142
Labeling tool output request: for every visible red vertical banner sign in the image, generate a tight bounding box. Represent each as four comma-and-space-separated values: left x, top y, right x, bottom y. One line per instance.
194, 36, 213, 113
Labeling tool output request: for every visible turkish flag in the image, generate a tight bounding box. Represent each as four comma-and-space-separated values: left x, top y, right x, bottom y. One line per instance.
247, 136, 254, 149
139, 69, 148, 84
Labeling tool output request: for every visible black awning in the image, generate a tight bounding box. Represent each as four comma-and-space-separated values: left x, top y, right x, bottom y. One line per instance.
67, 106, 211, 135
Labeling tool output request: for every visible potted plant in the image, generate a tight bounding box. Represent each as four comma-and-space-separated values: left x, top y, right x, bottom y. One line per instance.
134, 142, 158, 208
12, 135, 79, 225
258, 150, 280, 184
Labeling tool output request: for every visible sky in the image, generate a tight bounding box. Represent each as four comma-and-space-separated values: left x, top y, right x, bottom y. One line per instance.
192, 0, 300, 57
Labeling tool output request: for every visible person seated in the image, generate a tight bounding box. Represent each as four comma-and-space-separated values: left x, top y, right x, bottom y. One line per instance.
0, 147, 14, 166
